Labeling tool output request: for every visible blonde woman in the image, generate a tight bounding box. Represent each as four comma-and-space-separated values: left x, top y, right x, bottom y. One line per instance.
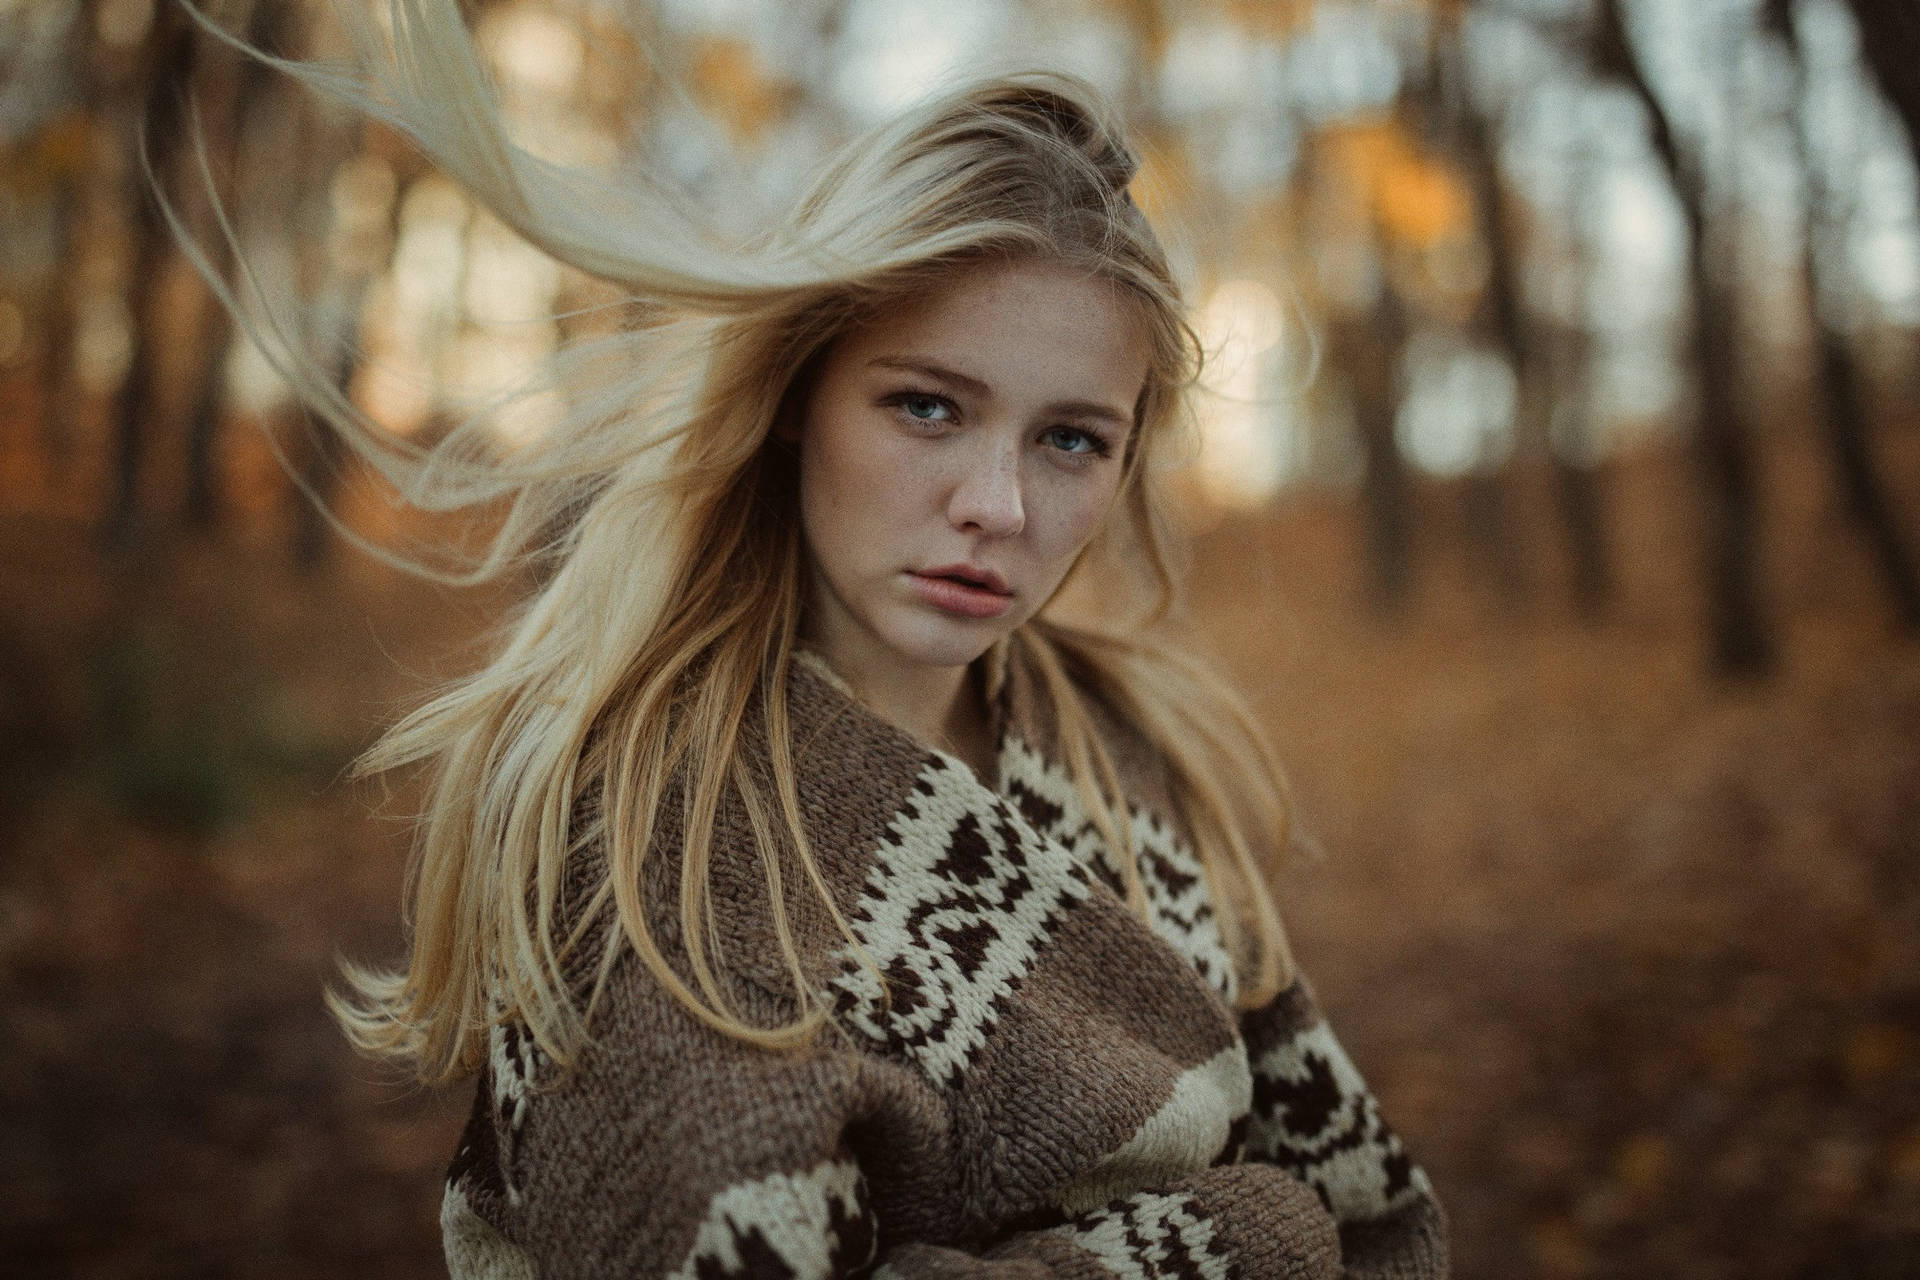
190, 3, 1448, 1275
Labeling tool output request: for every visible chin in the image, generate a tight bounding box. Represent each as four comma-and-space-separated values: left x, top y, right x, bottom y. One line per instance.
883, 612, 1008, 671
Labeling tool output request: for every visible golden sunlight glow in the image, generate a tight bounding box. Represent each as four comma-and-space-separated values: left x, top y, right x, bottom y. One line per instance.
350, 177, 470, 436
352, 277, 436, 437
1191, 278, 1292, 509
1328, 119, 1472, 250
224, 332, 289, 417
480, 6, 586, 98
73, 294, 132, 395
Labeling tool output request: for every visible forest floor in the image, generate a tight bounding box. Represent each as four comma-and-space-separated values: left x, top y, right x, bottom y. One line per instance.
2, 430, 1917, 1278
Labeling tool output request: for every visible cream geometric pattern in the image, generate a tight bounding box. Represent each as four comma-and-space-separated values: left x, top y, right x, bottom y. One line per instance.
1247, 1020, 1432, 1221
667, 1159, 875, 1280
1055, 1043, 1254, 1215
826, 754, 1095, 1088
999, 735, 1238, 1003
1045, 1189, 1234, 1280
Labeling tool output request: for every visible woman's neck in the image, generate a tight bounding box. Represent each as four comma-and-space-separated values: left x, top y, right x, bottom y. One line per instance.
813, 644, 997, 780
932, 666, 997, 781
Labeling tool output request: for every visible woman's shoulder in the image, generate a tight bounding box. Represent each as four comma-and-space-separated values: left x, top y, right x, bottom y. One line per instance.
560, 656, 979, 1006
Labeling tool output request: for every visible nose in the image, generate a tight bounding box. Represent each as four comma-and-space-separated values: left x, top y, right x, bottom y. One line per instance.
947, 442, 1025, 538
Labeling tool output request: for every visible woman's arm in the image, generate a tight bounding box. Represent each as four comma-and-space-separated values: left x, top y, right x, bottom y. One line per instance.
444, 970, 1345, 1280
877, 1165, 1339, 1278
645, 1160, 1341, 1279
1238, 978, 1450, 1279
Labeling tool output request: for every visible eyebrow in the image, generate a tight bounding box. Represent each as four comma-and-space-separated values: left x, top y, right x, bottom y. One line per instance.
867, 356, 1133, 429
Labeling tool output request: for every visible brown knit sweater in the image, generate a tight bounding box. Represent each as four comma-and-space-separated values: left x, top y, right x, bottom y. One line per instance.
441, 647, 1448, 1278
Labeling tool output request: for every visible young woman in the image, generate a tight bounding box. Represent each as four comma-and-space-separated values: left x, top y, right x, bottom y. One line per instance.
198, 3, 1448, 1274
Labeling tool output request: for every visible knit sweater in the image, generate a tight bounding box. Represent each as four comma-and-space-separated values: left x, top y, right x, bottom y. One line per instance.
441, 646, 1448, 1278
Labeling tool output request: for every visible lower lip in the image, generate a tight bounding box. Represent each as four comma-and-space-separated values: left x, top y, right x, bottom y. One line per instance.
906, 572, 1015, 619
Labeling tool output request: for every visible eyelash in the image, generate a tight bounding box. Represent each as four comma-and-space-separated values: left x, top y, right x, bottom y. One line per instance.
888, 391, 956, 426
883, 389, 1114, 460
1041, 425, 1112, 459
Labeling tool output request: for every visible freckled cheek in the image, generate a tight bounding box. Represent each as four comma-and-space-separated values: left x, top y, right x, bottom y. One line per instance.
1029, 477, 1120, 573
815, 419, 877, 482
801, 419, 925, 564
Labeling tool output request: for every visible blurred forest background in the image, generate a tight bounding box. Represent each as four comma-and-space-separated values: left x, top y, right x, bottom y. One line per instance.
2, 0, 1919, 1276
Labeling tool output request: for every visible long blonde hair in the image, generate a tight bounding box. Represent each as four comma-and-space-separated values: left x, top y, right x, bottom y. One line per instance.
184, 0, 1294, 1084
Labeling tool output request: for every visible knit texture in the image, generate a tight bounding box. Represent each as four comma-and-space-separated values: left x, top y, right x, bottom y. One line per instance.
442, 647, 1448, 1278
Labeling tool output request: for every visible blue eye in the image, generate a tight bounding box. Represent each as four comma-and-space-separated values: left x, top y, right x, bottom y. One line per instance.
898, 393, 952, 422
1041, 426, 1110, 458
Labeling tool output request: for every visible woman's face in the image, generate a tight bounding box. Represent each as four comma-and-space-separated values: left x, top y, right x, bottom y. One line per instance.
790, 259, 1149, 684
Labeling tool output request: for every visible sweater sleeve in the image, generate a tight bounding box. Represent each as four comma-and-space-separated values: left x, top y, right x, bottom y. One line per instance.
441, 968, 1346, 1280
1238, 978, 1449, 1279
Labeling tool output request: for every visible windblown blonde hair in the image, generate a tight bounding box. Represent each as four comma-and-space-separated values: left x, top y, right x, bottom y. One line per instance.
185, 0, 1294, 1085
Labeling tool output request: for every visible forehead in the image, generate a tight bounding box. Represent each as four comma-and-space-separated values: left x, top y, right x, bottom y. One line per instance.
833, 261, 1150, 408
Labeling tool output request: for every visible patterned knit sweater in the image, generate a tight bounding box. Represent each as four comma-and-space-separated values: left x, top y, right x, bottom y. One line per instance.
441, 647, 1448, 1278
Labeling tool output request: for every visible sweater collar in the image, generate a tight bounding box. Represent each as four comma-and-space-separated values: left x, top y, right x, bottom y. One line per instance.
788, 640, 1023, 790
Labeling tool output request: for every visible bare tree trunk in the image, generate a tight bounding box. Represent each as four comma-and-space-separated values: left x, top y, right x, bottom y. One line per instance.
180, 1, 277, 530
1546, 322, 1612, 615
1439, 12, 1610, 614
105, 6, 198, 551
1770, 0, 1920, 630
1811, 327, 1920, 627
1843, 0, 1920, 180
39, 0, 105, 482
1333, 286, 1414, 612
1688, 250, 1772, 672
1594, 0, 1773, 674
180, 320, 230, 527
38, 182, 80, 478
1459, 470, 1524, 609
1415, 23, 1529, 612
290, 316, 364, 576
288, 270, 365, 578
288, 109, 388, 575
